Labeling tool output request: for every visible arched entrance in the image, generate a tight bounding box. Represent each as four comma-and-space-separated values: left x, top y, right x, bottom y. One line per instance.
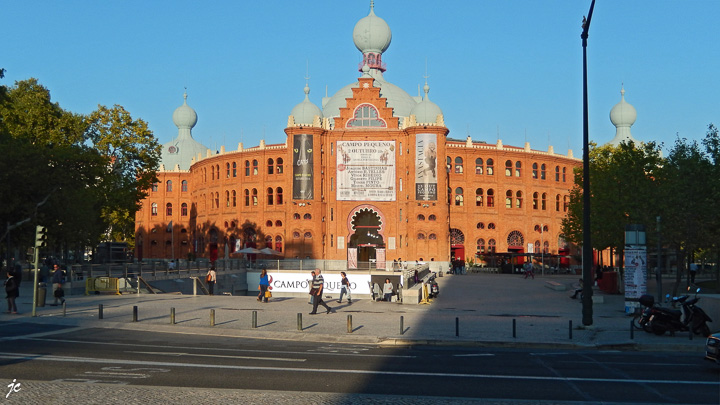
347, 206, 386, 269
208, 228, 219, 262
450, 228, 465, 261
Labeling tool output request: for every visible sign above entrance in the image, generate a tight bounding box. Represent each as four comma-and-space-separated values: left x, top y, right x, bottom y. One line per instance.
336, 141, 396, 201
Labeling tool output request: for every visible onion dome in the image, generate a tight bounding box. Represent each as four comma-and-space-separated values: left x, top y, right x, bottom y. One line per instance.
161, 91, 209, 171
290, 84, 322, 125
353, 1, 391, 55
410, 82, 443, 125
608, 86, 638, 147
172, 91, 198, 129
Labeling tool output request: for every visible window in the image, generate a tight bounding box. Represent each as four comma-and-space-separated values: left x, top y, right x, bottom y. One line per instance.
266, 220, 273, 227
418, 233, 426, 240
477, 238, 486, 254
244, 189, 250, 206
304, 213, 312, 220
454, 187, 464, 206
562, 167, 567, 182
252, 189, 258, 206
533, 192, 539, 210
293, 231, 300, 238
152, 183, 158, 192
267, 188, 274, 205
535, 240, 541, 253
276, 188, 284, 205
151, 203, 158, 216
331, 208, 334, 221
252, 160, 258, 175
418, 214, 426, 221
541, 193, 547, 210
331, 177, 334, 191
277, 158, 284, 174
181, 203, 188, 216
476, 222, 485, 229
166, 180, 172, 192
429, 233, 437, 240
245, 160, 250, 176
555, 194, 560, 211
555, 165, 560, 181
455, 157, 463, 173
475, 158, 484, 175
505, 190, 513, 208
304, 232, 312, 239
232, 162, 237, 177
166, 203, 172, 216
211, 165, 215, 180
346, 103, 386, 127
488, 239, 496, 253
507, 230, 524, 247
214, 192, 219, 209
487, 189, 495, 207
275, 220, 282, 227
475, 188, 484, 207
275, 236, 283, 252
516, 191, 523, 208
268, 158, 274, 175
532, 163, 538, 179
488, 223, 496, 230
543, 240, 549, 254
181, 180, 188, 192
505, 160, 512, 177
232, 190, 236, 207
515, 161, 521, 177
293, 213, 300, 220
541, 164, 547, 180
486, 159, 494, 175
428, 214, 437, 221
265, 235, 273, 247
225, 190, 230, 207
226, 163, 230, 178
563, 195, 569, 212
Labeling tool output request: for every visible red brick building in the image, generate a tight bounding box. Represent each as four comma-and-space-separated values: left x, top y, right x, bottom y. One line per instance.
135, 5, 581, 270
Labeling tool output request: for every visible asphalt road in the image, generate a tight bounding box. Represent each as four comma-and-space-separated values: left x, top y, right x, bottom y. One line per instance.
1, 321, 719, 404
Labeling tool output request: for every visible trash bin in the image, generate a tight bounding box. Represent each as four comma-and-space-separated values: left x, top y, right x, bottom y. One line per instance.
37, 282, 47, 307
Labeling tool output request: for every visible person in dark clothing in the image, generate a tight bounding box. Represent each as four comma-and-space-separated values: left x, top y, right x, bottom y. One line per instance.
5, 270, 19, 313
309, 268, 332, 314
51, 265, 65, 305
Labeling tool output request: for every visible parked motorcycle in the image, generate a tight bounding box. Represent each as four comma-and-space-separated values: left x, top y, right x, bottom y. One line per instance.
633, 287, 712, 337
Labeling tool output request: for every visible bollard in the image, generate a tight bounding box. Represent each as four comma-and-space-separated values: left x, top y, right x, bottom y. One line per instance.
62, 301, 66, 317
98, 304, 103, 320
132, 306, 138, 322
455, 317, 459, 337
569, 320, 573, 340
210, 309, 215, 327
170, 307, 175, 325
512, 319, 517, 338
400, 316, 404, 335
347, 315, 352, 334
252, 310, 257, 329
297, 313, 302, 331
630, 319, 634, 340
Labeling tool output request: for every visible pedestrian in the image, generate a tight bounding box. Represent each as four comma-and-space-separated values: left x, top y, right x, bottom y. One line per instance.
258, 268, 270, 302
206, 265, 217, 295
383, 277, 394, 301
689, 263, 698, 284
308, 270, 316, 305
309, 268, 332, 314
5, 270, 19, 314
51, 264, 65, 306
337, 271, 352, 304
523, 261, 534, 279
570, 278, 583, 299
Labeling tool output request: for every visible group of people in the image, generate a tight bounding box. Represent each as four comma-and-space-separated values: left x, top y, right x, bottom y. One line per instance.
4, 262, 67, 314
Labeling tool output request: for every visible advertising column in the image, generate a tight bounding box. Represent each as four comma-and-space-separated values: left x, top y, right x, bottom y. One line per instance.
624, 224, 647, 314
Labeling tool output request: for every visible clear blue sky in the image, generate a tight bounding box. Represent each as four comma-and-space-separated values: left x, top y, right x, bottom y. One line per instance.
3, 0, 718, 156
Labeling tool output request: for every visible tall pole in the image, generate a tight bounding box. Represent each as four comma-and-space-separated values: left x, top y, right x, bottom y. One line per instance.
656, 216, 662, 302
581, 0, 596, 326
541, 225, 544, 276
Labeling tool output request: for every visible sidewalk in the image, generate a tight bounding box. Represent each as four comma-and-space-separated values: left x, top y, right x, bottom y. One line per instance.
1, 273, 714, 352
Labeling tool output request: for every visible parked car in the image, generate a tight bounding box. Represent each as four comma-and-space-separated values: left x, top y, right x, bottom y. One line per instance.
705, 332, 720, 365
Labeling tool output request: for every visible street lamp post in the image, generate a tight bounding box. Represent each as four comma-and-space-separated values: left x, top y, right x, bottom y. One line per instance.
581, 0, 596, 326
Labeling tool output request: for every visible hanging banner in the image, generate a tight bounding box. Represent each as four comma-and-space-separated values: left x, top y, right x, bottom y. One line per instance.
415, 133, 438, 200
336, 141, 395, 201
292, 134, 314, 199
247, 272, 371, 294
348, 247, 358, 269
624, 246, 647, 313
376, 248, 386, 270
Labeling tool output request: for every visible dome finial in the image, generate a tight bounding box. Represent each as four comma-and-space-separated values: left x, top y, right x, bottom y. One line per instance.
183, 87, 188, 104
370, 0, 375, 15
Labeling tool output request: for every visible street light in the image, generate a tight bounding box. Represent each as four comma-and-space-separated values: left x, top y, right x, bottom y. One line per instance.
581, 0, 596, 326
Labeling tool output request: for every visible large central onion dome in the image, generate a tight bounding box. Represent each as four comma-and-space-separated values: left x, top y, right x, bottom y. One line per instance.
172, 92, 198, 129
607, 86, 638, 147
352, 2, 391, 54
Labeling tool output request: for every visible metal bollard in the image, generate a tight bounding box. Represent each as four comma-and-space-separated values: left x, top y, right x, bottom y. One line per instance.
630, 319, 634, 340
62, 301, 66, 317
297, 313, 302, 331
252, 311, 257, 328
455, 317, 459, 337
170, 307, 175, 325
569, 320, 573, 340
132, 306, 138, 322
210, 309, 215, 327
513, 319, 517, 338
347, 315, 352, 333
98, 304, 103, 320
400, 316, 404, 335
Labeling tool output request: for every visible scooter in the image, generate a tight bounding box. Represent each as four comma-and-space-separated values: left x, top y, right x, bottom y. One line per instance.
635, 287, 712, 337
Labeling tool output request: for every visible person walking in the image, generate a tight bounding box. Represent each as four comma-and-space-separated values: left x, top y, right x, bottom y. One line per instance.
383, 278, 394, 302
5, 270, 19, 314
523, 261, 534, 279
309, 268, 332, 314
206, 265, 217, 295
337, 271, 352, 304
51, 265, 65, 306
258, 269, 270, 302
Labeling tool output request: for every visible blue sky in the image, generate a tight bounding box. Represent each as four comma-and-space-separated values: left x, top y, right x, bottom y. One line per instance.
3, 0, 718, 156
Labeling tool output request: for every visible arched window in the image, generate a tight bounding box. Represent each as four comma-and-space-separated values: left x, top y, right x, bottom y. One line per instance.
276, 187, 284, 205
475, 188, 484, 207
232, 190, 237, 207
563, 195, 569, 212
267, 158, 274, 175
293, 213, 301, 220
516, 191, 523, 208
428, 214, 437, 221
277, 158, 284, 174
515, 161, 521, 177
487, 189, 495, 207
252, 160, 258, 175
225, 190, 230, 207
505, 160, 512, 176
535, 240, 541, 253
151, 203, 158, 216
152, 183, 158, 192
417, 233, 426, 240
346, 103, 387, 127
475, 158, 484, 175
507, 230, 524, 247
543, 240, 549, 254
417, 214, 426, 221
267, 188, 274, 205
245, 160, 250, 176
486, 159, 494, 175
455, 187, 464, 206
476, 222, 485, 229
477, 238, 486, 254
293, 231, 300, 238
211, 165, 215, 180
166, 203, 172, 216
562, 167, 567, 182
449, 228, 465, 245
304, 213, 312, 220
488, 223, 496, 230
166, 180, 172, 192
214, 192, 219, 208
533, 192, 539, 210
232, 162, 237, 177
555, 165, 560, 181
226, 163, 230, 178
540, 164, 547, 180
429, 234, 437, 240
181, 202, 188, 216
266, 220, 273, 227
252, 188, 258, 206
505, 190, 513, 208
532, 163, 538, 179
455, 157, 463, 173
181, 180, 188, 192
541, 192, 547, 210
275, 220, 282, 227
488, 239, 496, 253
275, 235, 283, 252
244, 189, 250, 206
555, 194, 560, 211
304, 232, 312, 239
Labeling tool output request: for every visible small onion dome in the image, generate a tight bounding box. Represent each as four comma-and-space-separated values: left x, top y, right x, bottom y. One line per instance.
290, 85, 322, 125
172, 92, 198, 129
609, 87, 636, 128
411, 83, 443, 124
353, 2, 391, 54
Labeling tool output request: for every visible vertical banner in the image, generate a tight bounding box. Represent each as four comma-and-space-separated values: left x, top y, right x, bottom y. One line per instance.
376, 248, 386, 270
624, 246, 647, 313
415, 133, 438, 200
292, 134, 314, 199
348, 248, 358, 269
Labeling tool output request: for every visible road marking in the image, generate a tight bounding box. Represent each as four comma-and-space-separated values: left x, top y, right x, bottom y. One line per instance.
453, 354, 495, 357
1, 352, 717, 386
126, 351, 306, 362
